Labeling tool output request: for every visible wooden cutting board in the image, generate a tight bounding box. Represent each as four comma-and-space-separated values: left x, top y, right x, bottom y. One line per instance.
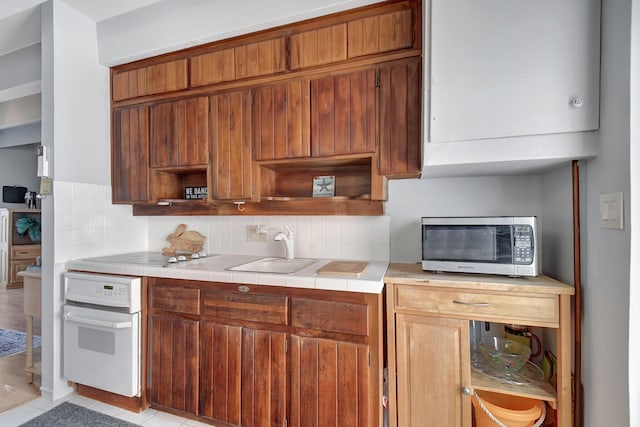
316, 261, 369, 277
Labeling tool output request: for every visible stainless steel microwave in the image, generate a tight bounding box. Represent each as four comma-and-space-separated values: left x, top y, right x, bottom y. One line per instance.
421, 216, 539, 277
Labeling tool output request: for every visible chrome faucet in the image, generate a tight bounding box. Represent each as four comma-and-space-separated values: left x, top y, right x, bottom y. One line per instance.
274, 225, 295, 260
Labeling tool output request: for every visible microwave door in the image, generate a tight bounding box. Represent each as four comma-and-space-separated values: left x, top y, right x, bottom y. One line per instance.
423, 225, 499, 262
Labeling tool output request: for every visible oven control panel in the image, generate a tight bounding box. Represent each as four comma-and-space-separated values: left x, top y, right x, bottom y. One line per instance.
64, 272, 142, 313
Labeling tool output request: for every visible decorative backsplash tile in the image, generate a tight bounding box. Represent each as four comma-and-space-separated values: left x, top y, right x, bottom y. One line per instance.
148, 215, 390, 261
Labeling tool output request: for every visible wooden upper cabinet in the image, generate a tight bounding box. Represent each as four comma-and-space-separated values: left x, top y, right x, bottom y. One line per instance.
290, 24, 347, 70
112, 105, 150, 203
112, 59, 188, 101
348, 6, 414, 58
150, 97, 209, 168
378, 57, 421, 177
311, 67, 376, 157
209, 90, 255, 200
191, 37, 286, 87
253, 79, 311, 161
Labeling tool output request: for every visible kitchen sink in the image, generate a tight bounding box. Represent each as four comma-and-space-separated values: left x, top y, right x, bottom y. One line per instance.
226, 257, 317, 274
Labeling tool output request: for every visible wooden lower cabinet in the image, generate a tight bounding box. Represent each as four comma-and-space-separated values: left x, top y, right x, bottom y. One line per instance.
200, 322, 287, 426
148, 315, 199, 414
289, 336, 371, 427
147, 278, 382, 427
395, 315, 470, 427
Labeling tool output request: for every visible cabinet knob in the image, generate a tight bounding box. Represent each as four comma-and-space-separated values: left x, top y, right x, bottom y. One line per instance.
238, 285, 250, 293
571, 96, 585, 108
461, 387, 471, 396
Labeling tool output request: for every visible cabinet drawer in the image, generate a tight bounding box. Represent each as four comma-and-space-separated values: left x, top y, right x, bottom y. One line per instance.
291, 298, 369, 336
394, 285, 558, 327
150, 285, 200, 315
11, 246, 40, 259
203, 289, 288, 325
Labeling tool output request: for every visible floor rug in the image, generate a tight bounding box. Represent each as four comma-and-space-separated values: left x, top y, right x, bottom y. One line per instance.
0, 328, 41, 358
19, 402, 140, 427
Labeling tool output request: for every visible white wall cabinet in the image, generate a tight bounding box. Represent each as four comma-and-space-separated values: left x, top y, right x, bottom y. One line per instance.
423, 0, 601, 176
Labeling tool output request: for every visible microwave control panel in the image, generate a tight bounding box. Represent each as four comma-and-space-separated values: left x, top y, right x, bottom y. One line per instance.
513, 225, 534, 264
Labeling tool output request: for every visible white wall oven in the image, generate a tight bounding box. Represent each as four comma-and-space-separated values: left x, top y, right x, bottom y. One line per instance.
63, 272, 141, 397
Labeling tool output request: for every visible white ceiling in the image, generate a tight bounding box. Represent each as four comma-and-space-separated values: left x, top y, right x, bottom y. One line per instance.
61, 0, 166, 22
0, 0, 165, 22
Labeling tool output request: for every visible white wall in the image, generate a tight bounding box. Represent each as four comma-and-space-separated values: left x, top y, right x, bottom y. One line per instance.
629, 1, 640, 425
97, 0, 381, 66
50, 5, 110, 186
581, 0, 632, 424
40, 0, 148, 402
0, 145, 40, 208
385, 175, 542, 263
540, 165, 575, 285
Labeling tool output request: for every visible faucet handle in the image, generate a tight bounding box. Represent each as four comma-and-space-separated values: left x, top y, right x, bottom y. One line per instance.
284, 225, 294, 239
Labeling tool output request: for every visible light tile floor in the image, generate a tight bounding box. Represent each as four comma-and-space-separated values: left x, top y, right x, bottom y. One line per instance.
0, 393, 218, 427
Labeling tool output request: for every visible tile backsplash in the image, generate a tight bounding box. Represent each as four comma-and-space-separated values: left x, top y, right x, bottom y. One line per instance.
148, 215, 390, 261
52, 180, 390, 262
53, 181, 148, 263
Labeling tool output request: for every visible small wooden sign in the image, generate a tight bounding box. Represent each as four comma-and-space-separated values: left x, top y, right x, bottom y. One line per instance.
312, 175, 335, 197
184, 186, 208, 200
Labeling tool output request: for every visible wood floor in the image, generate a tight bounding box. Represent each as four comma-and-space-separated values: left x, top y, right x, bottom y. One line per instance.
0, 285, 41, 414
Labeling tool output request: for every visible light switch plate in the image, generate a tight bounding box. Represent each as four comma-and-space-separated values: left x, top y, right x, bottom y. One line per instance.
599, 192, 623, 229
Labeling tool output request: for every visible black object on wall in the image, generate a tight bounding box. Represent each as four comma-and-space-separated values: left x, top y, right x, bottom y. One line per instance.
2, 186, 27, 203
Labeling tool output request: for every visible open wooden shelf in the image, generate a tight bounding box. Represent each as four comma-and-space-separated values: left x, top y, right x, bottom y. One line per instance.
471, 367, 557, 408
133, 198, 383, 216
150, 166, 208, 202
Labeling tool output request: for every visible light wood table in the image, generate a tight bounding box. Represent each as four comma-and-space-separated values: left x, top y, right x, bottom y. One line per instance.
18, 270, 41, 383
385, 263, 575, 427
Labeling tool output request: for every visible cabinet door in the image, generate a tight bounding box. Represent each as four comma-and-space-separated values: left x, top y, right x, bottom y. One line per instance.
253, 79, 311, 160
200, 322, 287, 427
112, 59, 188, 101
311, 68, 376, 157
112, 106, 150, 203
148, 315, 199, 414
209, 90, 254, 200
429, 0, 600, 142
290, 23, 347, 70
289, 335, 372, 427
150, 97, 209, 168
395, 314, 471, 427
378, 58, 422, 177
348, 6, 414, 58
191, 37, 286, 87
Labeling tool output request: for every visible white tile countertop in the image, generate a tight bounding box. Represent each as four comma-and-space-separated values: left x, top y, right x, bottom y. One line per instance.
65, 253, 389, 294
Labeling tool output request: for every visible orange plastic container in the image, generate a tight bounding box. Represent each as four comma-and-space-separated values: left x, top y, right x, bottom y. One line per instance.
472, 390, 544, 427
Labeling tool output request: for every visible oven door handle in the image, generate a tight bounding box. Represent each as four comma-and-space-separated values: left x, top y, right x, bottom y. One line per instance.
64, 312, 132, 329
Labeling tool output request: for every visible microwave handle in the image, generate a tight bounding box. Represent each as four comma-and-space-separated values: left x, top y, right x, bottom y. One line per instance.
64, 312, 132, 329
452, 300, 491, 308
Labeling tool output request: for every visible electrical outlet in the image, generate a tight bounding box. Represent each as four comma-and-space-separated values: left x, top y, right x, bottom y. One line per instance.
247, 225, 269, 242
